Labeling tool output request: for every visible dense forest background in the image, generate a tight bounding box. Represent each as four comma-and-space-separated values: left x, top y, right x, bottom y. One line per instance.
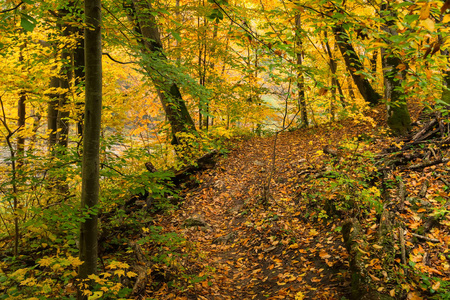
1, 0, 450, 299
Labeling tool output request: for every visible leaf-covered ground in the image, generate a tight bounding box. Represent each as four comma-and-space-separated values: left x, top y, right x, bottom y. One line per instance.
141, 106, 450, 300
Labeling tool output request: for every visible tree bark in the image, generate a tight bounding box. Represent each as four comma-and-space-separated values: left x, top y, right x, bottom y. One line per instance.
47, 73, 59, 151
381, 5, 411, 136
57, 13, 71, 150
382, 51, 411, 135
441, 50, 450, 105
295, 14, 308, 127
74, 24, 85, 137
324, 30, 347, 113
129, 0, 196, 145
78, 0, 102, 297
333, 24, 381, 106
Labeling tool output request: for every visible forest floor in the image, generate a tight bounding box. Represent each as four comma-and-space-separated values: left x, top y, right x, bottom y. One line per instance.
140, 105, 450, 300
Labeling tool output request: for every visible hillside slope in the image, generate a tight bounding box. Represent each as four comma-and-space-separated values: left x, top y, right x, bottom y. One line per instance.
141, 107, 450, 300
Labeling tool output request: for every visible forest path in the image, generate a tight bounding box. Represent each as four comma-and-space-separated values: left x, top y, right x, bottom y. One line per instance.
160, 118, 381, 299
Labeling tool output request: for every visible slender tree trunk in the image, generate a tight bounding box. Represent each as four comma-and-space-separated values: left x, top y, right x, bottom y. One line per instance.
440, 44, 450, 104
205, 22, 218, 132
47, 61, 59, 151
198, 7, 203, 130
28, 111, 41, 153
17, 90, 26, 169
324, 31, 347, 109
74, 25, 85, 137
57, 8, 74, 149
130, 0, 196, 145
175, 0, 181, 67
347, 76, 356, 101
17, 45, 26, 169
295, 14, 307, 127
442, 61, 450, 105
371, 49, 378, 74
333, 24, 381, 106
78, 0, 102, 297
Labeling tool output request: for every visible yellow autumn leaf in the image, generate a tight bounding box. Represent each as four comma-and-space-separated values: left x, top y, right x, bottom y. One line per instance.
309, 229, 319, 236
289, 243, 299, 249
115, 269, 125, 278
407, 291, 423, 300
127, 271, 138, 278
88, 274, 100, 281
421, 18, 435, 31
419, 3, 430, 20
20, 277, 37, 286
88, 291, 103, 300
444, 14, 450, 23
295, 291, 305, 300
432, 281, 440, 291
38, 257, 53, 267
68, 256, 83, 267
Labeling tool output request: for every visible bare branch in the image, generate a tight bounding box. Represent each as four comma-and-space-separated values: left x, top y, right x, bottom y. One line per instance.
0, 1, 24, 14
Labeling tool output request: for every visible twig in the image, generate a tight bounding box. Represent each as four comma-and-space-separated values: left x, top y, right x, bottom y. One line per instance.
398, 179, 406, 210
0, 1, 24, 14
438, 176, 450, 187
412, 119, 437, 141
399, 227, 406, 264
418, 179, 429, 198
411, 233, 440, 243
102, 52, 136, 65
408, 158, 449, 170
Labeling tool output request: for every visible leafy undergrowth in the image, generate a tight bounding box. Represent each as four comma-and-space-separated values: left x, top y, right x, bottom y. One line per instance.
2, 105, 449, 300
140, 108, 450, 299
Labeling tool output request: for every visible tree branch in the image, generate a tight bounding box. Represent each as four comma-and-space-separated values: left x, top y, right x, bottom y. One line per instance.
0, 1, 24, 14
102, 52, 136, 65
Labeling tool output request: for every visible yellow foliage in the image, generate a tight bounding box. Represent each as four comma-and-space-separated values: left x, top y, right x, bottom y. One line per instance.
10, 268, 29, 281
20, 277, 37, 286
114, 269, 125, 278
38, 257, 53, 267
107, 260, 130, 270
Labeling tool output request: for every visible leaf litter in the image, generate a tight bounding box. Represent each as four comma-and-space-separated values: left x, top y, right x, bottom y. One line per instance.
144, 105, 450, 299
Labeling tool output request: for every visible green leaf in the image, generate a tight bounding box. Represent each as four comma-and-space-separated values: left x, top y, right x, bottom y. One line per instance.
22, 0, 35, 4
404, 14, 419, 24
171, 30, 181, 42
88, 291, 103, 300
20, 15, 36, 32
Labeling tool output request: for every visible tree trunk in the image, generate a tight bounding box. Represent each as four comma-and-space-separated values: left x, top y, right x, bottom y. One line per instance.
74, 26, 85, 137
381, 5, 411, 136
129, 0, 196, 145
441, 51, 450, 105
78, 0, 102, 297
47, 52, 59, 151
333, 24, 381, 106
382, 51, 411, 135
324, 30, 347, 112
295, 14, 308, 127
17, 87, 26, 169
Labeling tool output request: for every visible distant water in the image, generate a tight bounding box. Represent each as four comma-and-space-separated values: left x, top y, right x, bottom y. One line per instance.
0, 146, 11, 164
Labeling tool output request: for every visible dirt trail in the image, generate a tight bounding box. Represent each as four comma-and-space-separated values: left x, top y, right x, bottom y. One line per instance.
163, 120, 378, 299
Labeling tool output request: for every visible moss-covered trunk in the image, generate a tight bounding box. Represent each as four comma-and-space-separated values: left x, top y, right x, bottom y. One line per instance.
333, 24, 382, 106
130, 0, 196, 145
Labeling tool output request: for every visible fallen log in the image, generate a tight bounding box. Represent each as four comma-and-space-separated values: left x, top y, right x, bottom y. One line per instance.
411, 119, 437, 142
407, 158, 449, 170
172, 149, 219, 184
